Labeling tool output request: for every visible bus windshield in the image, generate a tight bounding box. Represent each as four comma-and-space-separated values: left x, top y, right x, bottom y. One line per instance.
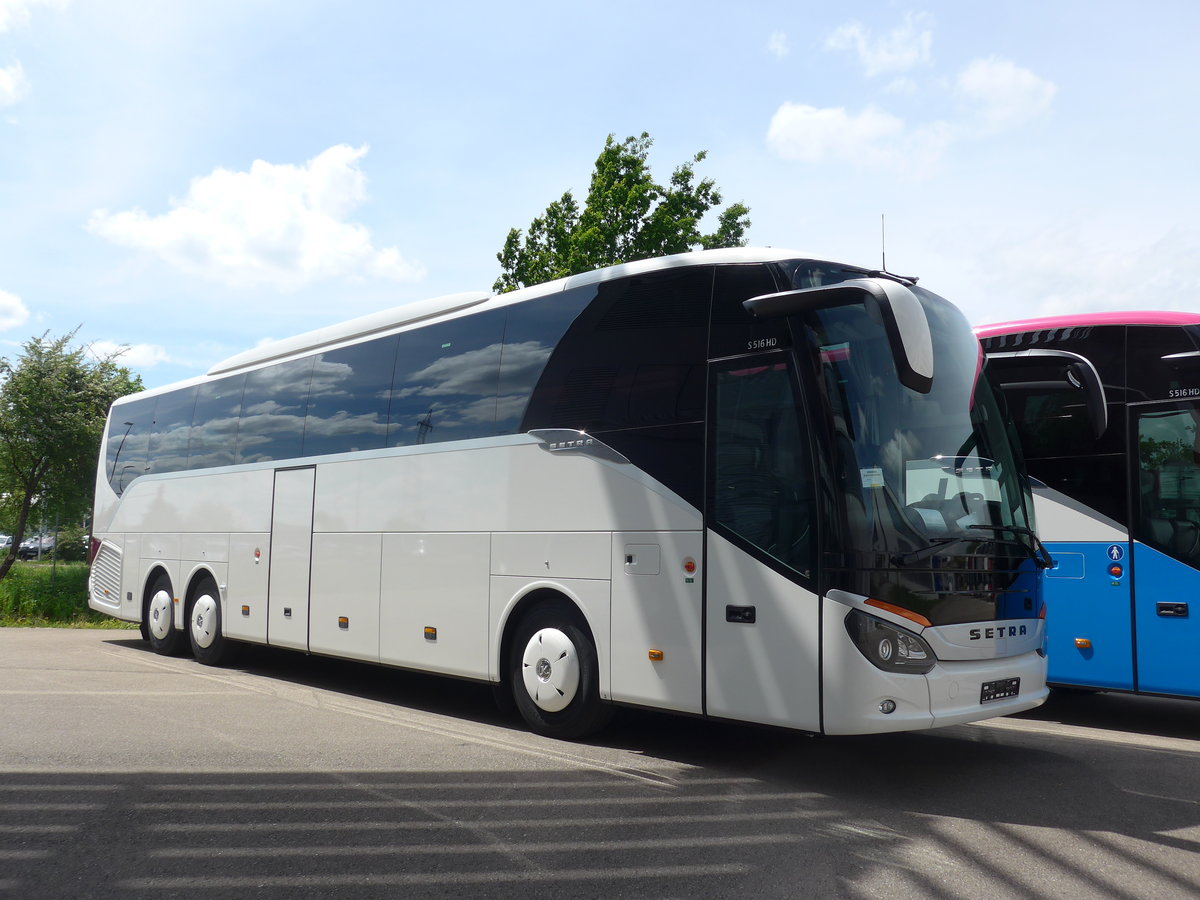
804, 288, 1037, 625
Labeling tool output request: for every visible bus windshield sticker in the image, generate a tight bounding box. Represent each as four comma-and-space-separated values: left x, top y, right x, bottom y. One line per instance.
860, 467, 885, 489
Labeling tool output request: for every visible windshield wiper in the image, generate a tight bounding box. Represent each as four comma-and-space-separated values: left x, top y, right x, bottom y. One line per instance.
967, 524, 1056, 570
894, 535, 976, 566
894, 524, 1055, 569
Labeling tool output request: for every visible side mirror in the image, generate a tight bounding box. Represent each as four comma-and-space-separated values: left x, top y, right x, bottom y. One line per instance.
986, 349, 1108, 440
743, 278, 934, 393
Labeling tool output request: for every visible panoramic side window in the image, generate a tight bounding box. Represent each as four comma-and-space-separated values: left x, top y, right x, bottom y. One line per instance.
236, 357, 316, 464
188, 374, 245, 470
302, 336, 398, 457
146, 386, 198, 475
106, 396, 156, 494
1135, 403, 1200, 570
523, 268, 711, 433
711, 359, 816, 580
387, 310, 506, 447
499, 286, 594, 434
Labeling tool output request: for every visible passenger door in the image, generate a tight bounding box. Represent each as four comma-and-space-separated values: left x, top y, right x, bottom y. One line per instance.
703, 354, 822, 730
1130, 400, 1200, 697
267, 466, 315, 651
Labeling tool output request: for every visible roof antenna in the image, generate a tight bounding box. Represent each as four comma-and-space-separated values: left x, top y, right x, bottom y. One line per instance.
870, 213, 919, 285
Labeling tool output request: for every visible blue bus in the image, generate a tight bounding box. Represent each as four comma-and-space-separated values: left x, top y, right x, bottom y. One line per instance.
978, 311, 1200, 698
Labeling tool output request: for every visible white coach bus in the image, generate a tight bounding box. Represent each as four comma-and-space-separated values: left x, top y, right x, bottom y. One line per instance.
89, 248, 1049, 738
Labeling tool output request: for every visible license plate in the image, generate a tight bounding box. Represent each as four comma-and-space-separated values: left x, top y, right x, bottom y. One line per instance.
980, 677, 1020, 704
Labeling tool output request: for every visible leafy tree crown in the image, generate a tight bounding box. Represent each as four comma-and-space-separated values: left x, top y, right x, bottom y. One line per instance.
494, 132, 750, 292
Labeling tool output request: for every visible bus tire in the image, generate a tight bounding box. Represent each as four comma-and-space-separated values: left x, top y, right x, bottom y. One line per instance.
187, 578, 235, 667
508, 602, 611, 740
145, 574, 184, 656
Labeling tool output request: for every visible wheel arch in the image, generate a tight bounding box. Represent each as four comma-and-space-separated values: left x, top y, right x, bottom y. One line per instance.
183, 565, 221, 606
493, 583, 607, 699
141, 564, 176, 627
182, 565, 222, 623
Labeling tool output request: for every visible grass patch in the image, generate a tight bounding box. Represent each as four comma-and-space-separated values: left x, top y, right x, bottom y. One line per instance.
0, 561, 137, 628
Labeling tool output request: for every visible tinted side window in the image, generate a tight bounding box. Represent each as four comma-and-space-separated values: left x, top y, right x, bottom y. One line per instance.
188, 374, 244, 470
523, 267, 711, 432
497, 286, 593, 434
237, 357, 315, 464
1127, 325, 1200, 402
711, 358, 816, 580
302, 336, 397, 456
147, 387, 197, 475
106, 396, 155, 494
708, 263, 787, 359
387, 310, 506, 446
1134, 402, 1200, 570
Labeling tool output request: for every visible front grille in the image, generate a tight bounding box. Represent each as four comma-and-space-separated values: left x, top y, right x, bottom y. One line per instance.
90, 542, 122, 604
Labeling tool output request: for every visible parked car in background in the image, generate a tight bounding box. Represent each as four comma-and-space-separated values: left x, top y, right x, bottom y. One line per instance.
17, 535, 54, 561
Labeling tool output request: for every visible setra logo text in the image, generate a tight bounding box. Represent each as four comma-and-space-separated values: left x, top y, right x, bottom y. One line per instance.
969, 625, 1029, 640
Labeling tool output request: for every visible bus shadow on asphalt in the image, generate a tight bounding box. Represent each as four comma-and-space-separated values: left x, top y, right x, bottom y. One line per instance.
66, 635, 1200, 897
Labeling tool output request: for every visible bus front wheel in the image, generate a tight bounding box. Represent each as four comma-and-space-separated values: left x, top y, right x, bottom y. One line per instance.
145, 575, 184, 656
508, 602, 611, 740
187, 579, 235, 666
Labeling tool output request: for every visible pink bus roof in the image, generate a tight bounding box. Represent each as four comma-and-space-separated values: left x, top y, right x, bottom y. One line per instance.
975, 310, 1200, 338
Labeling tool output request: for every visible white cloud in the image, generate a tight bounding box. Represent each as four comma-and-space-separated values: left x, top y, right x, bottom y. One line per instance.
767, 103, 904, 164
767, 31, 789, 60
766, 102, 953, 175
87, 144, 425, 290
0, 61, 30, 107
0, 0, 65, 33
0, 0, 67, 35
957, 56, 1056, 132
87, 340, 171, 368
0, 288, 29, 331
826, 12, 933, 77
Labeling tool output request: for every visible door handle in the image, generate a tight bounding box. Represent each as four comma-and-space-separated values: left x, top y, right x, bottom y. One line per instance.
1157, 601, 1189, 618
726, 605, 756, 624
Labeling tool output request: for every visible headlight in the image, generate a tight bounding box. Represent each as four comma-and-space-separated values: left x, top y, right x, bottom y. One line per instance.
845, 609, 936, 674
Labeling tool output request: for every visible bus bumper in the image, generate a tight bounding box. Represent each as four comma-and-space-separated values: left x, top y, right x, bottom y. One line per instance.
821, 595, 1048, 734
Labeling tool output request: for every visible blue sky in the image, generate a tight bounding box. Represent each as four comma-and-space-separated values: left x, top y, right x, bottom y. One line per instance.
1, 0, 1197, 389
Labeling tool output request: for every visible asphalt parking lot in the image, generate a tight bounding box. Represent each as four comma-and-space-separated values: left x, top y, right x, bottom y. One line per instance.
2, 628, 1199, 898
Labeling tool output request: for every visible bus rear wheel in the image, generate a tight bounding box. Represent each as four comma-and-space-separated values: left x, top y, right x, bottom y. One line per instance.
145, 575, 184, 656
508, 602, 611, 740
188, 579, 235, 666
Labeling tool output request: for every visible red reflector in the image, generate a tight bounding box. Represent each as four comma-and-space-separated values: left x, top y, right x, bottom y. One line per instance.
88, 536, 101, 564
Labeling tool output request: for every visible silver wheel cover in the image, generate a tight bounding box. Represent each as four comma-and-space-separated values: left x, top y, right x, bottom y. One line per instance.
520, 627, 580, 713
148, 589, 173, 640
190, 592, 219, 650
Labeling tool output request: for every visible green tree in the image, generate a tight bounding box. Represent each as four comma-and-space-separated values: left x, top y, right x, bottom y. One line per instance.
0, 332, 142, 579
494, 132, 750, 292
